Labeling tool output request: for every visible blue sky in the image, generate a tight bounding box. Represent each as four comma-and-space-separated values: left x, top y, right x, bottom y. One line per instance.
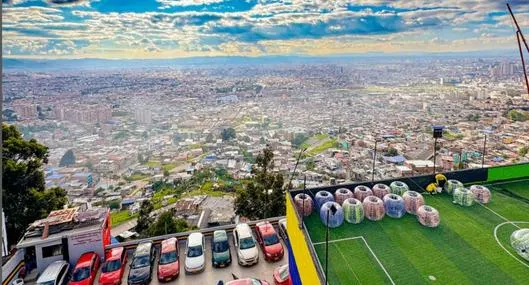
2, 0, 529, 59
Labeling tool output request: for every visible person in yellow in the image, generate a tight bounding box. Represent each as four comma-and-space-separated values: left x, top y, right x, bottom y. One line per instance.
425, 174, 447, 194
426, 183, 438, 194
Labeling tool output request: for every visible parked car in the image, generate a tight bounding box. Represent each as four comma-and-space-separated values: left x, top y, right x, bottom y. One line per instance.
36, 260, 70, 285
99, 247, 127, 285
278, 219, 288, 242
225, 278, 270, 285
233, 223, 259, 266
185, 232, 205, 273
273, 264, 292, 285
157, 237, 180, 281
69, 252, 100, 285
128, 241, 155, 285
212, 230, 231, 268
255, 221, 284, 262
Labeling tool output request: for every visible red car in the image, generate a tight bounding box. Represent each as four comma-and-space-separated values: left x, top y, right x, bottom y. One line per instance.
255, 221, 284, 262
273, 264, 292, 285
69, 252, 100, 285
226, 278, 270, 285
99, 247, 127, 285
157, 237, 180, 282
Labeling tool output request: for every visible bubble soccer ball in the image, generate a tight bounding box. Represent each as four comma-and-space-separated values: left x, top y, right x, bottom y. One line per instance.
342, 198, 364, 224
383, 194, 406, 218
362, 196, 385, 221
453, 188, 475, 207
319, 202, 344, 228
417, 205, 440, 228
444, 179, 464, 194
402, 191, 425, 215
511, 228, 529, 262
315, 191, 334, 210
469, 185, 491, 204
354, 185, 373, 202
294, 193, 314, 216
390, 181, 409, 196
334, 188, 354, 205
372, 183, 391, 199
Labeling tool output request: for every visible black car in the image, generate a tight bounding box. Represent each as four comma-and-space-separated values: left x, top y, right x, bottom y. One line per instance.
128, 241, 155, 285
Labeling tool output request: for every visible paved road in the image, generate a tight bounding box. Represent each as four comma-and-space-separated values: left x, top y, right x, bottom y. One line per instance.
98, 232, 287, 284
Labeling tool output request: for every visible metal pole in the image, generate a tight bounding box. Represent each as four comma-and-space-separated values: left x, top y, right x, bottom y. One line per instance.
433, 137, 438, 175
371, 140, 378, 183
288, 148, 306, 190
482, 134, 487, 168
325, 209, 330, 285
301, 175, 307, 228
508, 4, 529, 53
516, 31, 529, 96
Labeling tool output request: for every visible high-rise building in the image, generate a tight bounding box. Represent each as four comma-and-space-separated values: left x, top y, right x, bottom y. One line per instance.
135, 109, 152, 124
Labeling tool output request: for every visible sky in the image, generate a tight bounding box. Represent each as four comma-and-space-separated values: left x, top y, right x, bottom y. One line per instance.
2, 0, 529, 59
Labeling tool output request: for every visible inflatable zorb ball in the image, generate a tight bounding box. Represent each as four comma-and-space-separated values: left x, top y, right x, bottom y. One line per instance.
315, 191, 334, 210
417, 205, 440, 228
294, 193, 313, 216
383, 194, 406, 218
402, 191, 425, 215
354, 185, 373, 202
372, 183, 391, 199
390, 181, 409, 196
362, 196, 385, 221
320, 202, 344, 228
469, 185, 491, 204
453, 188, 475, 206
342, 198, 364, 224
334, 188, 354, 205
444, 179, 464, 194
511, 228, 529, 262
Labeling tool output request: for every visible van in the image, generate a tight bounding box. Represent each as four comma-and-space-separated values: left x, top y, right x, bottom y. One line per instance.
185, 233, 205, 273
128, 241, 155, 285
36, 260, 70, 285
233, 223, 259, 266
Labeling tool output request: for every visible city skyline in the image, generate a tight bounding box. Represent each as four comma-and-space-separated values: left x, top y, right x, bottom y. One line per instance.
3, 0, 529, 59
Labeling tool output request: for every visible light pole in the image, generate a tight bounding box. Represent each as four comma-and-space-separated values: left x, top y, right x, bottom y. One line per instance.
432, 126, 444, 175
301, 175, 307, 229
288, 147, 307, 190
371, 139, 379, 183
325, 203, 337, 285
482, 129, 492, 168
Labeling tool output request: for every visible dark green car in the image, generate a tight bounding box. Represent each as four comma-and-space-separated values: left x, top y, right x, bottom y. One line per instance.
211, 230, 231, 268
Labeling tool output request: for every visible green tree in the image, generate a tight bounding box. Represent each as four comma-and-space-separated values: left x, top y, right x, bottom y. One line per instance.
147, 211, 190, 236
507, 109, 529, 122
2, 124, 67, 245
291, 133, 309, 148
519, 146, 529, 157
135, 200, 154, 235
221, 127, 236, 141
235, 145, 285, 219
59, 149, 76, 167
387, 147, 399, 157
306, 158, 316, 170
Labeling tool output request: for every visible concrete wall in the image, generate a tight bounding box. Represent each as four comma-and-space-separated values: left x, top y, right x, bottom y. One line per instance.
2, 250, 24, 285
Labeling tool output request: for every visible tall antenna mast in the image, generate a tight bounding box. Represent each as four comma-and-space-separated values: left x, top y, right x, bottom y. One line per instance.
507, 3, 529, 95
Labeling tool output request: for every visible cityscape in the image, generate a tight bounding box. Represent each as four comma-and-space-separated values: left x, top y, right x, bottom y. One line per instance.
2, 1, 529, 285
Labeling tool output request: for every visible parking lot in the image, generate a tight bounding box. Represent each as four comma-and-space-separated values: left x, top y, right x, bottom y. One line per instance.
97, 231, 288, 285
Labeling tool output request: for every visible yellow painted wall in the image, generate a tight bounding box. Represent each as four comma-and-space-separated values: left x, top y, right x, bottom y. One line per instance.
286, 194, 322, 285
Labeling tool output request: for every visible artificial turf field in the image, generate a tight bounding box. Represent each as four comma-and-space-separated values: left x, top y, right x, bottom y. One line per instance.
304, 179, 529, 285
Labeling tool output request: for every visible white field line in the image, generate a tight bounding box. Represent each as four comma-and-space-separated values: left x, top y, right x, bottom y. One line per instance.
334, 243, 362, 285
312, 236, 363, 246
313, 236, 395, 285
484, 178, 529, 187
493, 221, 529, 269
478, 203, 521, 229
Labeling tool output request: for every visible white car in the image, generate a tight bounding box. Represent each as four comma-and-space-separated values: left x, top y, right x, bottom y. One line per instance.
233, 223, 259, 266
185, 232, 205, 273
36, 260, 70, 285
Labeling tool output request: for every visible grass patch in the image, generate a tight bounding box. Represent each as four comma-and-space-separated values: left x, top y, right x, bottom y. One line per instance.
111, 210, 138, 226
130, 173, 150, 181
162, 163, 177, 172
304, 179, 529, 284
145, 160, 161, 168
307, 139, 338, 156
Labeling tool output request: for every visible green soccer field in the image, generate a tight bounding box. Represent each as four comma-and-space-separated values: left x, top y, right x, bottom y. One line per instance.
304, 179, 529, 285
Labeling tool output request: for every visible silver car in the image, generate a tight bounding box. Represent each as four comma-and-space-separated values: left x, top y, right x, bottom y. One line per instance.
36, 261, 70, 285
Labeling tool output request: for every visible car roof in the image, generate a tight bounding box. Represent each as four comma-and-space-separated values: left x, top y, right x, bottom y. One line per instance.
213, 230, 228, 241
105, 247, 124, 260
134, 241, 152, 256
37, 261, 69, 283
188, 232, 203, 246
235, 223, 252, 238
257, 222, 276, 236
161, 237, 178, 252
75, 252, 97, 268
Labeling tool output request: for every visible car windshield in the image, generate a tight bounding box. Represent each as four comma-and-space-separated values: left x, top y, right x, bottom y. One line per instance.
263, 234, 279, 246
159, 251, 178, 265
279, 265, 289, 281
38, 281, 55, 285
102, 259, 121, 273
239, 237, 255, 250
71, 266, 91, 281
213, 240, 229, 253
187, 245, 203, 257
131, 255, 150, 269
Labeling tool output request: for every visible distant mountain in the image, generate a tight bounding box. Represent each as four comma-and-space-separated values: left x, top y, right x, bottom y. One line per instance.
2, 50, 519, 71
